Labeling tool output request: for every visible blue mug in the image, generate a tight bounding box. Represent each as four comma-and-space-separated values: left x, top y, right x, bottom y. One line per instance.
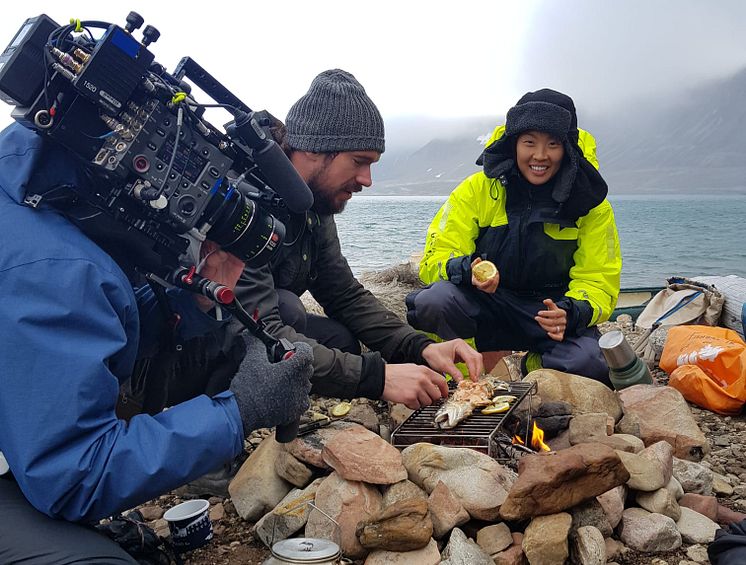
163, 499, 213, 552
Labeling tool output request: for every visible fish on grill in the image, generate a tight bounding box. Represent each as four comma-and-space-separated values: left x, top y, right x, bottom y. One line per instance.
433, 376, 511, 429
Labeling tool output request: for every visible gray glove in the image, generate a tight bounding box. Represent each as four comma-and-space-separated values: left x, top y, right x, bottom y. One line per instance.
229, 333, 313, 436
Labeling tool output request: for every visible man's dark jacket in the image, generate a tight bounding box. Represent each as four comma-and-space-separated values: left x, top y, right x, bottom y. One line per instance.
235, 210, 433, 399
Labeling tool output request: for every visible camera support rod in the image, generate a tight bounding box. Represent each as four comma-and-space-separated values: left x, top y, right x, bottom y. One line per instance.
155, 266, 301, 443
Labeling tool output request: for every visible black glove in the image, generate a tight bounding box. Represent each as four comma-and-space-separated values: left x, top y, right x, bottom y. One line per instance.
229, 333, 313, 436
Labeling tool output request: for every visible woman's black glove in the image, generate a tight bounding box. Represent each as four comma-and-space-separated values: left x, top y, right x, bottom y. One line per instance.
229, 333, 313, 437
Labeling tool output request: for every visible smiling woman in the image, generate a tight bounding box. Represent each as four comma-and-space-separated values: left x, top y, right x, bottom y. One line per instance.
407, 88, 622, 384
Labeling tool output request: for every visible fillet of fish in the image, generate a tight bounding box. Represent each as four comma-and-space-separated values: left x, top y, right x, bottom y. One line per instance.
433, 376, 510, 429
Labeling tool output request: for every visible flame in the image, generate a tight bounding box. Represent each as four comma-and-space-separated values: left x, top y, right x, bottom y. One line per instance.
531, 421, 551, 452
512, 435, 525, 445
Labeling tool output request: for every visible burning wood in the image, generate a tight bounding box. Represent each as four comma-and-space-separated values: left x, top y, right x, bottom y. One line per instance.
511, 422, 551, 452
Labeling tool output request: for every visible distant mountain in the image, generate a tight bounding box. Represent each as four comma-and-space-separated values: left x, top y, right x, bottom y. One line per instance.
373, 69, 746, 195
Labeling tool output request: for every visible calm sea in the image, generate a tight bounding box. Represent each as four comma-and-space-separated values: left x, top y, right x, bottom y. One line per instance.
335, 194, 746, 287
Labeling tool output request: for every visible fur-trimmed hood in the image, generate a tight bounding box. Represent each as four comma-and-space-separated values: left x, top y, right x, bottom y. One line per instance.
477, 89, 608, 219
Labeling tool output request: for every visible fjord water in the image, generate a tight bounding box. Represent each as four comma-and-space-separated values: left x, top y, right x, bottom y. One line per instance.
335, 194, 746, 287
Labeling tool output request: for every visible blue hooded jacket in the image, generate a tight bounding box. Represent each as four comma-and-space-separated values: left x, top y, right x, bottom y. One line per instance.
0, 124, 243, 522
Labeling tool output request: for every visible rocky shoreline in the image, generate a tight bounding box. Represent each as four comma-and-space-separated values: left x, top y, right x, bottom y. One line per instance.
130, 263, 746, 565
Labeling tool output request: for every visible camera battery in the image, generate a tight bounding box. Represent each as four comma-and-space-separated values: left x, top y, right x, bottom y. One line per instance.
72, 25, 154, 115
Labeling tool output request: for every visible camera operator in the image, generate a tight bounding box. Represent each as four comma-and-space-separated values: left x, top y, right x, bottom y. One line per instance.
0, 123, 314, 563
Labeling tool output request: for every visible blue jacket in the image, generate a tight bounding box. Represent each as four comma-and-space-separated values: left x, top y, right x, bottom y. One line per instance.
0, 124, 243, 522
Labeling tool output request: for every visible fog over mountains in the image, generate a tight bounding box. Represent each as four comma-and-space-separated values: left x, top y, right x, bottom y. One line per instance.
374, 68, 746, 195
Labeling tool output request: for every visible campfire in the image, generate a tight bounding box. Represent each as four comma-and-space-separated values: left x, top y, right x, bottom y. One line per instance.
512, 421, 551, 452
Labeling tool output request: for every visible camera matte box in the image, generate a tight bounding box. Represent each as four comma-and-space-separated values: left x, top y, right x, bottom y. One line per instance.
0, 14, 59, 106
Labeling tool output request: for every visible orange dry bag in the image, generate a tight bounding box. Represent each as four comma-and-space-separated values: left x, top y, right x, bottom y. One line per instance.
659, 325, 746, 415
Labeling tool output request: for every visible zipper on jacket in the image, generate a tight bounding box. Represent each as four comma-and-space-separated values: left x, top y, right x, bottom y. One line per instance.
518, 190, 533, 289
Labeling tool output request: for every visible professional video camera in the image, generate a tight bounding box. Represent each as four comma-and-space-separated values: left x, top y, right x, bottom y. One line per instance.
0, 12, 314, 368
0, 12, 314, 282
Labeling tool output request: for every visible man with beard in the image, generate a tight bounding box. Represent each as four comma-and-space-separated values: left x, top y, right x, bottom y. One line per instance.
233, 69, 483, 408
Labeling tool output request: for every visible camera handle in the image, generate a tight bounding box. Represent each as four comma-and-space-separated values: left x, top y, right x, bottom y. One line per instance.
159, 266, 301, 443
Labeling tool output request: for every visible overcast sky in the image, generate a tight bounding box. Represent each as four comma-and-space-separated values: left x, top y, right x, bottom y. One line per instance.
1, 1, 745, 129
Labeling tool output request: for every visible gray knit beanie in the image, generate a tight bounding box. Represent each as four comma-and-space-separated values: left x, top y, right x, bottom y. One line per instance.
285, 69, 385, 153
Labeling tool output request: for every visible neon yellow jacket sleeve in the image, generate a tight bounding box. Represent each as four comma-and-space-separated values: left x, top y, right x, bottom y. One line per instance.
567, 199, 622, 324
419, 173, 493, 283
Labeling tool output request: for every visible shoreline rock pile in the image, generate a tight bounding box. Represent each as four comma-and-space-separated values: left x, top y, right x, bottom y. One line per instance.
129, 261, 746, 564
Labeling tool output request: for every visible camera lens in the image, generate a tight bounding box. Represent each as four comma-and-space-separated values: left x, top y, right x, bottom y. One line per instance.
205, 184, 285, 267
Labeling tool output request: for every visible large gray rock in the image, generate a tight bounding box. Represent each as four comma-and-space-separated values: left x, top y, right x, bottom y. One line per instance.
401, 443, 515, 521
440, 527, 494, 565
524, 369, 624, 421
618, 385, 709, 461
675, 507, 719, 544
228, 436, 293, 521
346, 401, 380, 433
572, 525, 606, 565
571, 499, 613, 537
672, 457, 714, 495
618, 508, 682, 553
500, 443, 629, 520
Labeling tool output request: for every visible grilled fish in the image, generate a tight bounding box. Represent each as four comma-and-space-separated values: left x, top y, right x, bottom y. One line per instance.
433, 376, 511, 429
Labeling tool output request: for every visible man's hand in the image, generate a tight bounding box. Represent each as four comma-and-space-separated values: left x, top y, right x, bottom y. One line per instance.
421, 339, 484, 383
194, 240, 245, 312
470, 257, 500, 294
382, 364, 449, 410
535, 298, 568, 342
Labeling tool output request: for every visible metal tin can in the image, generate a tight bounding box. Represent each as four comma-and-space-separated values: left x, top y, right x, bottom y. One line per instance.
263, 537, 350, 564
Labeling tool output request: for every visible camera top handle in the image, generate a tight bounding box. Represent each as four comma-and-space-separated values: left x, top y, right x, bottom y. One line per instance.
172, 57, 314, 213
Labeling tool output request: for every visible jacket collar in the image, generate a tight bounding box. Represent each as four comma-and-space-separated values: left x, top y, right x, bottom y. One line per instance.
0, 124, 83, 206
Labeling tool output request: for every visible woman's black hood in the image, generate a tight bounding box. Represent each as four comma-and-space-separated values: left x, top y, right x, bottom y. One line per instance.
476, 89, 608, 219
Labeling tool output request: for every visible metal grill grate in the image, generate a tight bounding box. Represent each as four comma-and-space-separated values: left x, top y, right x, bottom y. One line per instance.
390, 380, 537, 460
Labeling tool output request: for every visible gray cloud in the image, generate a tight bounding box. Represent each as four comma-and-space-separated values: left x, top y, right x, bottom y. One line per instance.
511, 0, 746, 115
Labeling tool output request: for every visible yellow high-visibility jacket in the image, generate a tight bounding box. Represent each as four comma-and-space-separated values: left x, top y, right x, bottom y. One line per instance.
419, 128, 621, 327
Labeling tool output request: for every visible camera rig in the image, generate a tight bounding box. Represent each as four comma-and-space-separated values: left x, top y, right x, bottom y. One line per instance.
0, 12, 314, 369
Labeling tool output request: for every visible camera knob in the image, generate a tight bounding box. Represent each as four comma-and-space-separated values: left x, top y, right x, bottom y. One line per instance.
142, 25, 161, 46
125, 12, 144, 33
